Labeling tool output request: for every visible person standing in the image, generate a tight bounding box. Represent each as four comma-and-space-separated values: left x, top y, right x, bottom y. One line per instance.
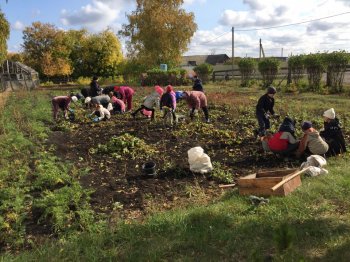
90, 76, 101, 97
256, 86, 277, 137
192, 75, 204, 92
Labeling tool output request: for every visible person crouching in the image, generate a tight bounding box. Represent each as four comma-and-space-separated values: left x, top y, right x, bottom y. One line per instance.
52, 95, 78, 121
89, 101, 111, 122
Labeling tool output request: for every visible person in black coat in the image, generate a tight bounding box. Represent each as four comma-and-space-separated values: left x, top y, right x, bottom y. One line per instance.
320, 108, 347, 156
256, 86, 277, 137
192, 75, 204, 92
89, 76, 101, 97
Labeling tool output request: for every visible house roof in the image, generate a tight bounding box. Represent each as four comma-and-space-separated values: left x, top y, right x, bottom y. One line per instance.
181, 54, 230, 66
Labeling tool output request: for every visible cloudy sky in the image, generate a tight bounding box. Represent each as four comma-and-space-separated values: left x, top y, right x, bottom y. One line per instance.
2, 0, 350, 58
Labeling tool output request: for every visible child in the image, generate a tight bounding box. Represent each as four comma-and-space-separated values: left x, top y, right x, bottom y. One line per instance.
89, 76, 101, 97
108, 92, 125, 114
296, 121, 329, 158
131, 86, 164, 120
89, 101, 111, 122
256, 86, 277, 137
320, 108, 347, 156
265, 117, 299, 156
114, 86, 135, 111
91, 94, 111, 108
160, 85, 177, 122
182, 90, 209, 123
52, 95, 77, 120
192, 75, 204, 92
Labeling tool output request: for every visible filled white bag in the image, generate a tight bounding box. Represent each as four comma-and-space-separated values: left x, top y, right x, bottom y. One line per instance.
188, 147, 213, 174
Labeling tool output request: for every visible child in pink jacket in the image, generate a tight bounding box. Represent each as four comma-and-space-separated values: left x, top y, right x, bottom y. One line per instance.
182, 91, 210, 123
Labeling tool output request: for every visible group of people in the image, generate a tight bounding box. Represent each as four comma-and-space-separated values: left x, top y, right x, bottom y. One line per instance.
257, 87, 347, 158
52, 75, 210, 123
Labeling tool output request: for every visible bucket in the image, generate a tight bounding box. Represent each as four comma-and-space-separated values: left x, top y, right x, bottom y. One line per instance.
142, 161, 156, 176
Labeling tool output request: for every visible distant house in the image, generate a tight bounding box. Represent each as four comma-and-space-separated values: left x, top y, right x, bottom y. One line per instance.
181, 54, 230, 67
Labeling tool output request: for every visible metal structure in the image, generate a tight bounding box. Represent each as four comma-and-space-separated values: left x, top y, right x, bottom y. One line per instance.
0, 60, 39, 92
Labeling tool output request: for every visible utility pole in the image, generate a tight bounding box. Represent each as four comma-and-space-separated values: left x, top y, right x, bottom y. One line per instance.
232, 27, 234, 78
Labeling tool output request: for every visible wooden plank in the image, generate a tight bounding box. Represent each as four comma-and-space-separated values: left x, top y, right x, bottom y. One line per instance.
238, 177, 283, 188
257, 169, 298, 178
271, 167, 310, 192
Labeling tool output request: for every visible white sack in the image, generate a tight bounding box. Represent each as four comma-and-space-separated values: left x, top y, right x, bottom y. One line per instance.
188, 146, 213, 174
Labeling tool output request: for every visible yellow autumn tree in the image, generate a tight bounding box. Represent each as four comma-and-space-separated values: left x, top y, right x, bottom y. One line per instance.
0, 9, 10, 63
120, 0, 197, 68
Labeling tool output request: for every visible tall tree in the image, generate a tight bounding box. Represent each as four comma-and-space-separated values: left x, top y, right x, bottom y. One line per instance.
78, 29, 123, 77
0, 9, 10, 63
22, 22, 72, 77
120, 0, 197, 68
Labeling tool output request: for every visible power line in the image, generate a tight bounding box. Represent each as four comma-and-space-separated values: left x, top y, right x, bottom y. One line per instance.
198, 31, 231, 45
235, 11, 350, 31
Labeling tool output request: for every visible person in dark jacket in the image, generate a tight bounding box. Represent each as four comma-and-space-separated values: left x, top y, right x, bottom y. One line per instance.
192, 75, 204, 92
320, 108, 347, 156
160, 85, 177, 122
256, 86, 277, 137
90, 76, 101, 97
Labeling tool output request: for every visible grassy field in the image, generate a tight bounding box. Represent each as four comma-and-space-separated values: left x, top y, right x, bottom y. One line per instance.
1, 82, 350, 261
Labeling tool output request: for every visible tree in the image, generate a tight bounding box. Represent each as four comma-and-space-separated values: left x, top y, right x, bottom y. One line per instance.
0, 9, 10, 63
194, 63, 213, 83
238, 58, 256, 87
22, 22, 72, 78
120, 0, 197, 68
78, 29, 123, 78
258, 58, 280, 88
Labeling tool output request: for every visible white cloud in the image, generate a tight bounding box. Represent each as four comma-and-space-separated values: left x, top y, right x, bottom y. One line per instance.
184, 0, 206, 5
12, 21, 25, 31
60, 0, 132, 32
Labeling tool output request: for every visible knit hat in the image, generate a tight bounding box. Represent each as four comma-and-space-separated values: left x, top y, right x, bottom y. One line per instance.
113, 86, 120, 92
71, 96, 78, 102
166, 85, 174, 93
155, 85, 164, 96
301, 121, 312, 131
93, 76, 98, 81
323, 108, 335, 119
84, 97, 91, 104
267, 86, 277, 94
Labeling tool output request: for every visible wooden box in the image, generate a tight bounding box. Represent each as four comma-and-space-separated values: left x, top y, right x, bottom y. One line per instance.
238, 168, 301, 196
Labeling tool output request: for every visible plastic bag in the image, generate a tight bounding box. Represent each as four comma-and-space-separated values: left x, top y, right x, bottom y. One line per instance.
187, 147, 213, 174
300, 155, 328, 177
304, 166, 329, 177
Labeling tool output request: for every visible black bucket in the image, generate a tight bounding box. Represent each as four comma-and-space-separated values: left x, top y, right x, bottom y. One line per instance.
142, 161, 156, 176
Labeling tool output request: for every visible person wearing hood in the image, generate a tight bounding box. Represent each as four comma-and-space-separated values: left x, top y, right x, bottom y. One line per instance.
263, 117, 299, 155
89, 100, 111, 122
160, 85, 177, 122
131, 86, 164, 120
114, 85, 135, 111
320, 108, 347, 156
182, 90, 209, 123
90, 76, 101, 97
296, 121, 329, 158
52, 95, 78, 121
256, 86, 278, 137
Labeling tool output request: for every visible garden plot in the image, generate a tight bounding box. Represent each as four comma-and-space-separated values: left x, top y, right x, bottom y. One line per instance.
47, 90, 306, 221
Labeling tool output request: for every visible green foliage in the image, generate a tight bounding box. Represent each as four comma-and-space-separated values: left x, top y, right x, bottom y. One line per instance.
288, 54, 305, 86
75, 76, 91, 86
0, 9, 10, 63
238, 58, 256, 87
119, 0, 197, 67
211, 162, 234, 183
303, 53, 325, 92
145, 68, 169, 86
258, 58, 280, 87
194, 63, 213, 83
323, 51, 350, 93
91, 133, 158, 160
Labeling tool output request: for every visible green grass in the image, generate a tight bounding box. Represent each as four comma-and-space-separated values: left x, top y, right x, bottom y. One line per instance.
4, 155, 350, 261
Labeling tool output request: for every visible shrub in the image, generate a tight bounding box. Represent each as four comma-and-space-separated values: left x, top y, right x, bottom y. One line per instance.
303, 53, 325, 92
193, 63, 213, 84
324, 51, 350, 93
258, 58, 280, 87
238, 58, 256, 87
288, 55, 305, 86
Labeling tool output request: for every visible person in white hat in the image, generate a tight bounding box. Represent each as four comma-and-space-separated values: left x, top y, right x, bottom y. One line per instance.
51, 95, 77, 121
320, 108, 347, 156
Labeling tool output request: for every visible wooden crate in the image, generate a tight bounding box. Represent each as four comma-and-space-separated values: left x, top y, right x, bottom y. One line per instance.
238, 168, 301, 196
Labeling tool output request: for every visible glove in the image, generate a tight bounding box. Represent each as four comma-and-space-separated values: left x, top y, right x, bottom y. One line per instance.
264, 113, 270, 119
69, 109, 75, 113
93, 117, 100, 122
